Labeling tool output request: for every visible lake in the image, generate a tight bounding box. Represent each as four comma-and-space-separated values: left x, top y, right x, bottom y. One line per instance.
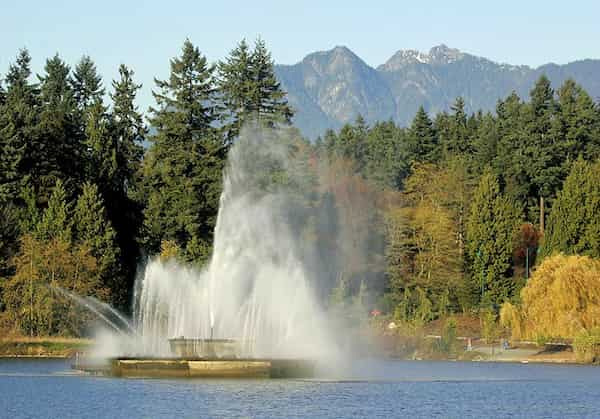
1, 358, 599, 418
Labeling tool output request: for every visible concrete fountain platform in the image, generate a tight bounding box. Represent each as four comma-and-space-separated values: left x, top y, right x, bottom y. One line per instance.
75, 339, 315, 378
108, 357, 315, 378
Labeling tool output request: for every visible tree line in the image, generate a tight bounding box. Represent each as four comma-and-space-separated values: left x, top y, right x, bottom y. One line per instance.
0, 38, 291, 335
1, 37, 600, 336
315, 78, 600, 323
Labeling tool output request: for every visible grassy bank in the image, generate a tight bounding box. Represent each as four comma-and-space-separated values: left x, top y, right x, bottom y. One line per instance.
0, 336, 92, 358
371, 314, 589, 364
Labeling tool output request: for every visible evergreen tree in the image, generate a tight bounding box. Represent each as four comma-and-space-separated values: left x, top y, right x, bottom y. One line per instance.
0, 202, 19, 278
35, 179, 71, 243
73, 182, 119, 299
0, 49, 38, 204
525, 75, 562, 208
322, 128, 339, 158
442, 97, 471, 156
149, 39, 217, 139
143, 40, 224, 263
85, 100, 117, 190
0, 79, 5, 106
107, 64, 146, 307
466, 169, 522, 307
18, 183, 40, 234
110, 64, 145, 194
249, 38, 293, 125
36, 54, 82, 194
493, 92, 531, 207
335, 116, 368, 175
364, 120, 407, 189
71, 55, 104, 111
218, 38, 292, 142
542, 159, 600, 258
557, 79, 600, 163
406, 106, 438, 163
472, 113, 499, 175
217, 39, 253, 142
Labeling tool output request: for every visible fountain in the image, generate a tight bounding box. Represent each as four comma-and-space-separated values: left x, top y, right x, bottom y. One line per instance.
76, 126, 336, 378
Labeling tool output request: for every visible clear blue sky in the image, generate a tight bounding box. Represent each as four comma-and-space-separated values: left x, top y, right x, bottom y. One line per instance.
2, 0, 599, 110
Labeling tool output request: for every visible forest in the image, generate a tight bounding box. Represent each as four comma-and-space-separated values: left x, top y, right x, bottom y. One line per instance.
1, 38, 600, 343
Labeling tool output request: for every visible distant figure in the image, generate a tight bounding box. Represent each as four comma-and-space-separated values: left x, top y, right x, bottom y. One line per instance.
466, 338, 473, 351
502, 339, 510, 350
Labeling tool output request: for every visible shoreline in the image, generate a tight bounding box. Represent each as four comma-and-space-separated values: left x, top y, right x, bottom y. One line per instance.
0, 337, 92, 358
0, 355, 73, 359
0, 337, 593, 365
0, 353, 589, 366
404, 347, 587, 365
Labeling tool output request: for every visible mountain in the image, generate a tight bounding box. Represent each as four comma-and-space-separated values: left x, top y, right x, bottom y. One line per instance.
275, 45, 600, 139
276, 46, 395, 139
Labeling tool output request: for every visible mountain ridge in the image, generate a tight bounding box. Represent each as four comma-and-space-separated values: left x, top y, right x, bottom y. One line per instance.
275, 45, 600, 139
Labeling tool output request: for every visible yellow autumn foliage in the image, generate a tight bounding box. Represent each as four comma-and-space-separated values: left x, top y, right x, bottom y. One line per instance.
501, 254, 600, 341
2, 234, 108, 336
159, 240, 181, 262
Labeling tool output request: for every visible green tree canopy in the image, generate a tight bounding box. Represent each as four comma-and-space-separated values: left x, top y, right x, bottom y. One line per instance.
466, 169, 522, 307
73, 182, 119, 300
143, 39, 224, 264
218, 38, 293, 142
542, 159, 600, 258
0, 49, 37, 204
35, 179, 71, 243
407, 106, 438, 163
71, 55, 104, 111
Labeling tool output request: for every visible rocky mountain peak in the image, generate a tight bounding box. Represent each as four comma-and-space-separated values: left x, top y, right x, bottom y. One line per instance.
379, 44, 465, 71
300, 45, 371, 78
428, 44, 464, 64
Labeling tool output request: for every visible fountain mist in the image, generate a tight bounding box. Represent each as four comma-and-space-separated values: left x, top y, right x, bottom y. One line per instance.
132, 126, 337, 359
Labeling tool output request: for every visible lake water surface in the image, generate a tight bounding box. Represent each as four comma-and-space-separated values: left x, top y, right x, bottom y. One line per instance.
1, 358, 599, 418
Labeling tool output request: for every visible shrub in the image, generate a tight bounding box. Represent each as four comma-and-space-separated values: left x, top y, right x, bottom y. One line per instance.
439, 318, 457, 354
573, 328, 600, 363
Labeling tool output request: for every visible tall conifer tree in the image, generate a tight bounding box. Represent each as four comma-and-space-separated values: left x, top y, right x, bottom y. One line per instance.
143, 39, 223, 263
85, 100, 117, 190
542, 159, 600, 258
74, 182, 120, 300
218, 38, 292, 143
107, 64, 146, 305
37, 54, 82, 195
407, 106, 438, 163
0, 49, 38, 204
72, 56, 105, 111
466, 170, 522, 307
110, 64, 145, 193
35, 179, 71, 243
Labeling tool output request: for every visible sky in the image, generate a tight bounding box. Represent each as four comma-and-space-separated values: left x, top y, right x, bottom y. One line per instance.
2, 0, 599, 110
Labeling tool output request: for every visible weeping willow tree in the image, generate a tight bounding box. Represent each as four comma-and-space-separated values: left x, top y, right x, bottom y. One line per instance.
501, 254, 600, 341
499, 302, 523, 341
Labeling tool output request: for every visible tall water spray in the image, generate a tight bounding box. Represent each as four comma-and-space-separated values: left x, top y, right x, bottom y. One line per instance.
132, 127, 335, 359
